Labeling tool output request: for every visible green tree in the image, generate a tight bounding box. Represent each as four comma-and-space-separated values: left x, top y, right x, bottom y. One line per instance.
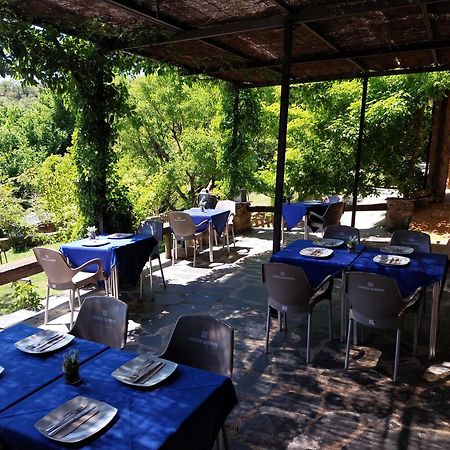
115, 70, 223, 221
1, 7, 138, 232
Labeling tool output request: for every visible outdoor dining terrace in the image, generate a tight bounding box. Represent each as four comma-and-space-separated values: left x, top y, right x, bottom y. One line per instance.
1, 202, 449, 449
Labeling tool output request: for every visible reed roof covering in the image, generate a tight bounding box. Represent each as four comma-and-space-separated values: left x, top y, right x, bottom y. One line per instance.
6, 0, 450, 86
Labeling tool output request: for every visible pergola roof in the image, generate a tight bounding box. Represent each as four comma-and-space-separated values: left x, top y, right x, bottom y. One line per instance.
6, 0, 450, 87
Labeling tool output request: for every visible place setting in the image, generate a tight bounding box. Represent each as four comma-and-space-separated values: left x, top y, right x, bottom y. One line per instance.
15, 330, 74, 354
312, 238, 344, 248
35, 395, 117, 443
81, 238, 110, 247
111, 353, 177, 388
106, 233, 134, 239
379, 245, 414, 255
373, 254, 411, 266
300, 247, 334, 258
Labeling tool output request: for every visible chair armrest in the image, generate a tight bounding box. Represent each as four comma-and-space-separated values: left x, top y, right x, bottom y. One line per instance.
309, 274, 334, 306
195, 219, 209, 230
308, 211, 325, 223
74, 258, 104, 275
398, 286, 424, 317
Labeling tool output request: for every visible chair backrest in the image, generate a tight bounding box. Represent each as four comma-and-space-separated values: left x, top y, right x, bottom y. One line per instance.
346, 272, 404, 328
197, 192, 218, 209
33, 247, 75, 286
160, 315, 234, 377
0, 238, 11, 252
168, 212, 197, 238
70, 296, 128, 348
138, 219, 163, 241
262, 263, 314, 314
215, 200, 236, 224
390, 230, 431, 253
323, 201, 345, 226
324, 225, 360, 243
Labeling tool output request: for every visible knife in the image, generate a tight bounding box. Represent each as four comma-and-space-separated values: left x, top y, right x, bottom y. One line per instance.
48, 405, 97, 437
57, 407, 100, 439
28, 333, 60, 351
134, 361, 165, 384
34, 334, 66, 352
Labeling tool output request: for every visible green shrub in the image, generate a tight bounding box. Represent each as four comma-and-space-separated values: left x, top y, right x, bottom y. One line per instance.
11, 280, 42, 311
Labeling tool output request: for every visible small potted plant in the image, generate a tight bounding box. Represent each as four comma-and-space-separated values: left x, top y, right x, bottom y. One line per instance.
86, 226, 97, 240
347, 235, 358, 252
62, 349, 81, 385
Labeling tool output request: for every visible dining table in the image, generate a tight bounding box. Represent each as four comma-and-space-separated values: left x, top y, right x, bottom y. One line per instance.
183, 208, 230, 262
349, 247, 448, 359
0, 324, 108, 414
60, 234, 157, 298
0, 325, 238, 449
282, 201, 328, 240
271, 239, 448, 359
271, 239, 364, 341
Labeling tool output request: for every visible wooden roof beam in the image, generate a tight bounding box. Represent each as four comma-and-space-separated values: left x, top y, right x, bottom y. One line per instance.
193, 39, 450, 75
420, 2, 440, 65
103, 0, 282, 76
118, 0, 449, 50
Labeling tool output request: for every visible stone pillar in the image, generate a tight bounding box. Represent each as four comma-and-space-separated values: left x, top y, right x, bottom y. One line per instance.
234, 202, 252, 234
385, 197, 415, 231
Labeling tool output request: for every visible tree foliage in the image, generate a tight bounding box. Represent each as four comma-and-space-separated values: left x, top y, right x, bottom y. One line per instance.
1, 6, 138, 233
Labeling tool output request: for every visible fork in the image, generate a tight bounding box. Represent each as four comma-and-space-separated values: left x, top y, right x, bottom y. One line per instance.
124, 359, 155, 381
33, 334, 66, 352
45, 401, 89, 433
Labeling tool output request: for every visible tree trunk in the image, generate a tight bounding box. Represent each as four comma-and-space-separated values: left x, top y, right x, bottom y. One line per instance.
426, 93, 450, 202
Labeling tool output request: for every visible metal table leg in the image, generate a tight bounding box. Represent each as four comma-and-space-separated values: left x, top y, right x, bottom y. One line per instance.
304, 215, 310, 240
429, 280, 442, 359
208, 222, 214, 262
340, 269, 348, 342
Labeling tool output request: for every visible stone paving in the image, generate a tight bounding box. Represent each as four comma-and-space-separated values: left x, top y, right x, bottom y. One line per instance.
15, 226, 450, 449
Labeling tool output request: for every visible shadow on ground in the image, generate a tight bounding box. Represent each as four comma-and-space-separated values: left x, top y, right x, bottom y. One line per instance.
22, 229, 450, 449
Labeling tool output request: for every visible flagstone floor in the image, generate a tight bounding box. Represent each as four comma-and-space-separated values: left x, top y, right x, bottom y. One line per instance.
14, 225, 450, 449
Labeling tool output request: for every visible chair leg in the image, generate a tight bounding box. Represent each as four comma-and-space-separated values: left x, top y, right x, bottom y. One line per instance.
306, 313, 312, 364
140, 272, 144, 300
172, 236, 177, 264
193, 239, 196, 268
226, 226, 230, 254
149, 258, 154, 300
284, 312, 288, 331
328, 298, 333, 341
69, 290, 75, 329
394, 328, 401, 383
76, 289, 82, 308
278, 311, 282, 331
345, 318, 353, 370
231, 224, 235, 248
44, 286, 50, 325
265, 306, 271, 354
157, 254, 167, 288
413, 314, 418, 357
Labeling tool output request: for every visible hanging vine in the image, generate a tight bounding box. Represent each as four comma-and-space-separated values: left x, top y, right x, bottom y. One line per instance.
0, 3, 137, 233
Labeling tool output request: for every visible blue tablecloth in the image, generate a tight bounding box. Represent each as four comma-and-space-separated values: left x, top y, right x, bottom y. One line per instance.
350, 247, 448, 297
0, 348, 238, 450
184, 208, 230, 236
270, 239, 362, 288
0, 324, 108, 414
282, 202, 328, 231
61, 234, 157, 286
